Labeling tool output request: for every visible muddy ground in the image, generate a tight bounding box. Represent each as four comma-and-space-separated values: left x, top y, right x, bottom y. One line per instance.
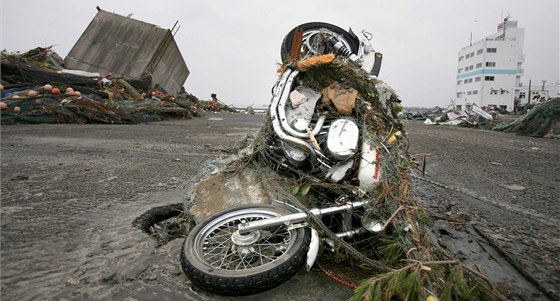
1, 114, 558, 300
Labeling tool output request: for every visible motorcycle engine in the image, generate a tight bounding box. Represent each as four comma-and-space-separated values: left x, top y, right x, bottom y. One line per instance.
281, 85, 360, 183
326, 118, 359, 161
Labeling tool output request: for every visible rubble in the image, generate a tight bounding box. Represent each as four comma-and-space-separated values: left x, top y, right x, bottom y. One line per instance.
417, 98, 560, 138
1, 47, 235, 125
416, 103, 521, 130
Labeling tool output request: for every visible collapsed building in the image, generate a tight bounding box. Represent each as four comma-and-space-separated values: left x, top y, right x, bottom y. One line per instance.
64, 7, 189, 95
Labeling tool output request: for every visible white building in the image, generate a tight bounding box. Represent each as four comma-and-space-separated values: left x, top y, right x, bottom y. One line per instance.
455, 18, 525, 112
517, 80, 560, 106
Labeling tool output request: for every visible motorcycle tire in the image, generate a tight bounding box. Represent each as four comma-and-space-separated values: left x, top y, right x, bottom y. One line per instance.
280, 22, 359, 63
181, 204, 311, 296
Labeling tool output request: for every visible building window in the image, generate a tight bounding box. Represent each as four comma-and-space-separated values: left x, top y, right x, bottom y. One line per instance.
477, 49, 483, 55
458, 68, 463, 73
486, 62, 496, 67
456, 105, 462, 110
466, 104, 472, 110
473, 90, 478, 95
499, 105, 507, 110
457, 92, 462, 98
485, 76, 495, 81
457, 80, 461, 85
470, 52, 474, 57
487, 47, 497, 53
475, 76, 481, 82
459, 56, 464, 61
467, 91, 472, 95
468, 78, 473, 83
519, 92, 526, 99
476, 63, 482, 68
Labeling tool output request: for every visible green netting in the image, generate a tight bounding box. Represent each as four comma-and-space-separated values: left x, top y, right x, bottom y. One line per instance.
493, 98, 560, 137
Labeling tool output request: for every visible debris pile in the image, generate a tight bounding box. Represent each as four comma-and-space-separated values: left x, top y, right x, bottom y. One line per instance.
193, 100, 238, 113
421, 104, 495, 127
0, 47, 229, 125
493, 97, 560, 138
184, 54, 507, 300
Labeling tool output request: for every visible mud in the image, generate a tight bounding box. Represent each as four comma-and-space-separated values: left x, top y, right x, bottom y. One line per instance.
0, 114, 353, 301
1, 115, 558, 300
407, 121, 560, 300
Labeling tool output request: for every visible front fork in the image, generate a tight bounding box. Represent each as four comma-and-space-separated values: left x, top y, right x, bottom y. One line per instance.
236, 199, 370, 269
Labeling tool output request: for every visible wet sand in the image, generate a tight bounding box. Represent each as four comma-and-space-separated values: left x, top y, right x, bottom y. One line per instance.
1, 114, 558, 300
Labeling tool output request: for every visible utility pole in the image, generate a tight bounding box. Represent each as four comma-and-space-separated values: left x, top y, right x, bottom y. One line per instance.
527, 80, 532, 105
542, 80, 546, 91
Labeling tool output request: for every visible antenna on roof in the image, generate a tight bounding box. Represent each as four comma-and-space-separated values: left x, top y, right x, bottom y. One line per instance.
173, 26, 181, 37
171, 21, 180, 36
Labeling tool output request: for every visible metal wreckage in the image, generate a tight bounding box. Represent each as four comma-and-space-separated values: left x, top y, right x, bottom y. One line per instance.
180, 23, 508, 300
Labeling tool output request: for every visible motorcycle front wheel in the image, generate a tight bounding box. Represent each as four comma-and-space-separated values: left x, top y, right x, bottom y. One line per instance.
181, 204, 311, 296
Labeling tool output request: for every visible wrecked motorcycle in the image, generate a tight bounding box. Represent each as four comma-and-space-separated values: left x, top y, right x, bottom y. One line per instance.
181, 22, 402, 296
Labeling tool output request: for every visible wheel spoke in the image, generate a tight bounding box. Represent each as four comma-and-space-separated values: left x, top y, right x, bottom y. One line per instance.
236, 254, 247, 270
222, 256, 243, 270
255, 245, 279, 262
204, 246, 231, 263
208, 250, 234, 268
204, 237, 231, 253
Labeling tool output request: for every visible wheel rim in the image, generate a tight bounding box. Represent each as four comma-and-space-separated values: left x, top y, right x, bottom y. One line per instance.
193, 208, 297, 271
299, 28, 354, 59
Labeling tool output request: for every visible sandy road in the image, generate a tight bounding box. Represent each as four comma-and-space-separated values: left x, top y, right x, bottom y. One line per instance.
406, 120, 559, 300
1, 114, 558, 300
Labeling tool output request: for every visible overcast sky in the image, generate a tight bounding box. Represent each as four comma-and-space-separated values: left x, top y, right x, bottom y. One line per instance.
1, 0, 558, 108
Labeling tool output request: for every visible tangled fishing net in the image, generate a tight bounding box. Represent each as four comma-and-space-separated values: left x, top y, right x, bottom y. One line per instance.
183, 55, 509, 300
493, 98, 560, 138
1, 47, 207, 124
